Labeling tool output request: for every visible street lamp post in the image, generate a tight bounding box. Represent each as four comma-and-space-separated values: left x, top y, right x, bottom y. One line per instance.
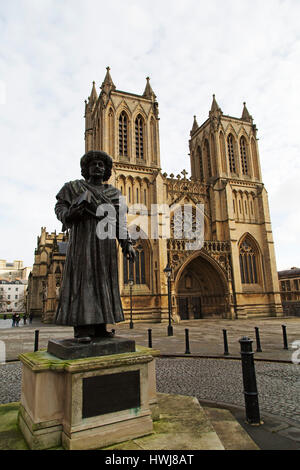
129, 261, 134, 329
164, 263, 173, 336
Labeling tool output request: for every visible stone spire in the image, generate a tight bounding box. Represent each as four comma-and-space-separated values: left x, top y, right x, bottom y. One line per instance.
100, 67, 116, 107
143, 77, 156, 100
210, 94, 222, 113
209, 94, 223, 131
90, 81, 98, 102
86, 81, 98, 114
190, 115, 199, 135
101, 66, 116, 94
241, 102, 253, 123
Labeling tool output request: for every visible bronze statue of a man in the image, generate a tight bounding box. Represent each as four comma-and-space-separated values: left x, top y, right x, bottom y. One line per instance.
54, 150, 135, 341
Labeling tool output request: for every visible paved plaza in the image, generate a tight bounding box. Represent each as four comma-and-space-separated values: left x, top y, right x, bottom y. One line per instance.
0, 316, 299, 449
1, 316, 300, 362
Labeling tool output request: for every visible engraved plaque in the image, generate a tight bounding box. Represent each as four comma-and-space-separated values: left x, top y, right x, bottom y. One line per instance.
82, 370, 140, 418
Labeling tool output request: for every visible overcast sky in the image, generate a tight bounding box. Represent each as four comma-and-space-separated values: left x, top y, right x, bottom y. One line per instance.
0, 0, 299, 270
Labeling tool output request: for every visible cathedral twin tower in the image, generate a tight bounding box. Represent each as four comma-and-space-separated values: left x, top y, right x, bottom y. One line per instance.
83, 67, 282, 321
28, 67, 282, 323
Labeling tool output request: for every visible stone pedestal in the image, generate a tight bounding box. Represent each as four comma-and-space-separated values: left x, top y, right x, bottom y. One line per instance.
18, 343, 160, 450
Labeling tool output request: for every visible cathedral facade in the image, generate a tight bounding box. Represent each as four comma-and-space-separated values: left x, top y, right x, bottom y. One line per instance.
27, 68, 282, 322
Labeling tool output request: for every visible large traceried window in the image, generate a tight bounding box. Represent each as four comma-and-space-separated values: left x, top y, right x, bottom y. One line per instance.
204, 139, 212, 177
123, 242, 146, 285
197, 146, 204, 181
227, 134, 236, 173
119, 111, 128, 157
219, 131, 227, 173
240, 136, 248, 175
150, 117, 157, 163
135, 114, 144, 160
108, 108, 114, 156
251, 137, 260, 179
239, 237, 259, 284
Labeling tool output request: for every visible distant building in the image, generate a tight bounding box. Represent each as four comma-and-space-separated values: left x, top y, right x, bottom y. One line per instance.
0, 279, 27, 314
278, 267, 300, 316
26, 228, 68, 321
0, 259, 31, 281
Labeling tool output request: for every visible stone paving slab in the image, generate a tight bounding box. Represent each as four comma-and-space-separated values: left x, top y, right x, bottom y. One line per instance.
203, 407, 259, 450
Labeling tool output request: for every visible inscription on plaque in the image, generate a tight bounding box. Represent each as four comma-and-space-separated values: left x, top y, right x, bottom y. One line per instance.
82, 370, 140, 418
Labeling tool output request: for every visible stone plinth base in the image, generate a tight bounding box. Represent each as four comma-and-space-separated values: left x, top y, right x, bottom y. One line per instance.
47, 336, 135, 360
18, 345, 159, 450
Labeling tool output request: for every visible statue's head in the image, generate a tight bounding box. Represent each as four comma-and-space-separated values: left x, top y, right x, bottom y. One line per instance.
80, 150, 113, 181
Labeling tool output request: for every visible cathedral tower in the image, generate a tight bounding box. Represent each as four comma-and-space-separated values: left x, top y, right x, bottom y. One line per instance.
84, 68, 169, 322
188, 96, 282, 317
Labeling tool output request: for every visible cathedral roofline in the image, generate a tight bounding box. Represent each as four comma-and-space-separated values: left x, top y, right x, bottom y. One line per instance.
113, 88, 156, 102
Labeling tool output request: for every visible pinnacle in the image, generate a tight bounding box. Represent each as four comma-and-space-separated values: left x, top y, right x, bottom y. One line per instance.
210, 94, 222, 113
190, 115, 199, 135
143, 76, 156, 100
90, 80, 98, 102
101, 66, 116, 92
241, 102, 253, 122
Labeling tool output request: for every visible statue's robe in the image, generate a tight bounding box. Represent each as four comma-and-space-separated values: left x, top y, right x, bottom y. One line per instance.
54, 179, 129, 326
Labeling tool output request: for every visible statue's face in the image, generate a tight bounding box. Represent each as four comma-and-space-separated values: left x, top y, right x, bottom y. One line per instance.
88, 158, 105, 179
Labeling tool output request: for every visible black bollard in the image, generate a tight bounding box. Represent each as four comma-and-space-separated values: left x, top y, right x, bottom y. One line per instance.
282, 325, 288, 350
34, 330, 39, 352
148, 329, 152, 348
185, 329, 191, 354
254, 327, 262, 352
223, 329, 229, 356
239, 336, 261, 425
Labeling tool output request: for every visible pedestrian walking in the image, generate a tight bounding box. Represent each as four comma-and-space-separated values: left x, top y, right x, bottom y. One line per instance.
29, 313, 33, 324
12, 313, 16, 327
15, 314, 20, 327
23, 314, 27, 325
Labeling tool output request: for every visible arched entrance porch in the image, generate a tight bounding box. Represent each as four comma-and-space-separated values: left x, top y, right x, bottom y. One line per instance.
175, 253, 229, 319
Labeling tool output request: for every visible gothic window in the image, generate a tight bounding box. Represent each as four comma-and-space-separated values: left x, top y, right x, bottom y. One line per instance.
239, 238, 259, 284
123, 243, 146, 285
144, 188, 147, 205
119, 111, 128, 157
251, 138, 260, 179
150, 117, 157, 163
170, 205, 202, 241
135, 114, 144, 159
227, 134, 236, 173
108, 108, 114, 156
219, 131, 227, 173
204, 139, 212, 177
240, 136, 248, 175
128, 186, 131, 203
197, 146, 204, 181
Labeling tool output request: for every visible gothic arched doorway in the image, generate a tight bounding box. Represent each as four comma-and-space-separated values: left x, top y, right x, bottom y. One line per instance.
175, 254, 228, 319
